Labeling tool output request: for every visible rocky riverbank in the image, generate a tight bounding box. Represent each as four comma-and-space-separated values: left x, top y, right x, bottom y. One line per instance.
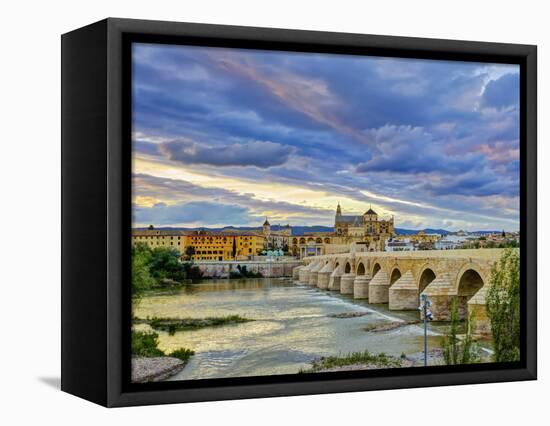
301, 349, 445, 373
327, 311, 370, 319
363, 320, 420, 332
131, 356, 186, 383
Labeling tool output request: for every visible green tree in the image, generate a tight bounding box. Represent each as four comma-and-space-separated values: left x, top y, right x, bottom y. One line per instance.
443, 298, 480, 365
148, 247, 186, 282
131, 243, 154, 300
486, 248, 520, 362
184, 245, 196, 261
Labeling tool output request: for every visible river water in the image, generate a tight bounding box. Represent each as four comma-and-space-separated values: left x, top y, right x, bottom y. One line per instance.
133, 277, 447, 380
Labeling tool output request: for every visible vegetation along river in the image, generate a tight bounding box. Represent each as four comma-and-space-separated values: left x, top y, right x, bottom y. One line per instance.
134, 277, 467, 380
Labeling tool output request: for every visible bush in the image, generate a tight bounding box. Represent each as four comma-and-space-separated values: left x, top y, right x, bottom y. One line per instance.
183, 262, 203, 283
169, 348, 195, 363
132, 330, 195, 364
132, 330, 164, 357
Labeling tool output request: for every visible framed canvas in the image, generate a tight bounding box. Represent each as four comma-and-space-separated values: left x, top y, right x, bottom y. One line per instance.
61, 18, 537, 407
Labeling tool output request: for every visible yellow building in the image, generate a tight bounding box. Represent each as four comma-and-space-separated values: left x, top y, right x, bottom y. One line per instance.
131, 229, 187, 254
132, 228, 266, 261
187, 231, 265, 261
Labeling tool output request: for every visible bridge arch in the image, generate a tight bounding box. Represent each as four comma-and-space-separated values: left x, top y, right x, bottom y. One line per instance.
389, 267, 402, 286
372, 262, 381, 277
418, 267, 437, 293
457, 268, 485, 300
356, 262, 366, 275
344, 261, 352, 274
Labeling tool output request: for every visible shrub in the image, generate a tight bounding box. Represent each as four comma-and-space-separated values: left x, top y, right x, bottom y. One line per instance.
169, 348, 195, 363
132, 330, 164, 357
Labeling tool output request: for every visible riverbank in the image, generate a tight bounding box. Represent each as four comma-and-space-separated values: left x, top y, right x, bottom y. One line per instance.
132, 356, 187, 382
301, 349, 445, 373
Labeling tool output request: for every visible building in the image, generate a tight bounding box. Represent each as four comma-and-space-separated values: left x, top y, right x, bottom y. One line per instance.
262, 218, 292, 251
131, 228, 265, 261
385, 239, 416, 251
334, 204, 395, 251
291, 204, 397, 258
187, 231, 265, 261
291, 234, 335, 258
131, 228, 187, 254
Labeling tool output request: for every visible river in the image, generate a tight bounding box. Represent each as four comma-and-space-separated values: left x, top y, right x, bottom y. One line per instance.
133, 277, 449, 380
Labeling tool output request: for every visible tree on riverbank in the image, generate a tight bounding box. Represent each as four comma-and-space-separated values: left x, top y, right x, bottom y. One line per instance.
131, 243, 203, 297
132, 244, 155, 300
442, 298, 480, 365
486, 248, 520, 362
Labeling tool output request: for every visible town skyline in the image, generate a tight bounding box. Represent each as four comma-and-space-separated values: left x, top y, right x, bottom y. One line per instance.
132, 43, 520, 232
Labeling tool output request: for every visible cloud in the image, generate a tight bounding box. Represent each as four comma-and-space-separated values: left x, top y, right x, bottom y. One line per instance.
482, 73, 519, 109
133, 173, 334, 219
355, 125, 482, 174
130, 43, 521, 231
421, 169, 518, 197
133, 201, 254, 225
159, 139, 294, 168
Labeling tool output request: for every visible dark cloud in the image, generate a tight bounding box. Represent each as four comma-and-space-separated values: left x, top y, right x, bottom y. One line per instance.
133, 140, 161, 157
421, 169, 518, 197
482, 73, 520, 109
355, 125, 483, 174
159, 139, 294, 168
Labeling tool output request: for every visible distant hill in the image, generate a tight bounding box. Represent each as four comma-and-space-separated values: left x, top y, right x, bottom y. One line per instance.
395, 228, 452, 235
135, 225, 503, 236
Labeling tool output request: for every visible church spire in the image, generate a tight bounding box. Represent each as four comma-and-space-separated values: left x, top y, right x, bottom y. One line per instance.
336, 202, 342, 216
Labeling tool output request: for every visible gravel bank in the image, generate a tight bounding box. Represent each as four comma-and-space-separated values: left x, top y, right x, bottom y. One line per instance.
131, 356, 185, 383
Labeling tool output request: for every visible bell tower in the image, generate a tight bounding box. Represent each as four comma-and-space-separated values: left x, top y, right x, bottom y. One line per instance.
263, 217, 271, 235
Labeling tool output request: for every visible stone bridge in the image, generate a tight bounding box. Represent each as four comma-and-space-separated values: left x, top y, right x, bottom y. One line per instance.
293, 249, 505, 335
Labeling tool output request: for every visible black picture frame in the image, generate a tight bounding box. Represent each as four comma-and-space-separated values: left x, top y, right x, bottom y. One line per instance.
61, 17, 537, 407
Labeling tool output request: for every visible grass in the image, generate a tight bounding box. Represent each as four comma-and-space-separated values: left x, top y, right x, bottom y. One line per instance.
132, 330, 194, 363
301, 350, 402, 373
168, 348, 195, 363
132, 330, 165, 357
137, 315, 254, 335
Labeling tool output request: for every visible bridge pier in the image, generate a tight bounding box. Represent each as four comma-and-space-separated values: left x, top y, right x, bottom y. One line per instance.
292, 265, 303, 281
308, 261, 323, 286
368, 270, 389, 303
467, 287, 491, 336
340, 273, 356, 294
298, 263, 309, 283
353, 274, 371, 299
388, 271, 418, 310
328, 265, 343, 291
317, 262, 334, 290
420, 273, 466, 320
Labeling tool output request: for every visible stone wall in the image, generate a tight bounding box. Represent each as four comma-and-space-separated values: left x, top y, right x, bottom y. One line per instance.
195, 260, 302, 278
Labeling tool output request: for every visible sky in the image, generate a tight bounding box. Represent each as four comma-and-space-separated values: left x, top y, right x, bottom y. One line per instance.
131, 42, 520, 231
